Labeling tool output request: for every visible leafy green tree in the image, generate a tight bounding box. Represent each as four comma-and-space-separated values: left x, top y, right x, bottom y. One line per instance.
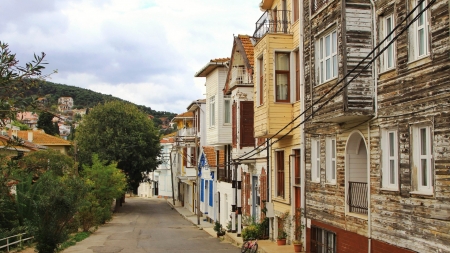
11, 120, 30, 130
77, 154, 126, 231
0, 41, 49, 128
37, 111, 59, 135
75, 100, 161, 192
26, 172, 86, 253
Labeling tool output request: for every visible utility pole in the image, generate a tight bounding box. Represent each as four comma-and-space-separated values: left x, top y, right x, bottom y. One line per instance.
196, 134, 200, 225
170, 146, 175, 206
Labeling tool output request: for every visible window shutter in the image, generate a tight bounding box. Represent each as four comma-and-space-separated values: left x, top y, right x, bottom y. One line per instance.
209, 180, 213, 207
232, 102, 237, 147
201, 179, 204, 202
240, 101, 254, 147
183, 147, 187, 167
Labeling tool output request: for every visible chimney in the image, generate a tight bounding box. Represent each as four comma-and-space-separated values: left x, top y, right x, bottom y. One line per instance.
28, 131, 33, 142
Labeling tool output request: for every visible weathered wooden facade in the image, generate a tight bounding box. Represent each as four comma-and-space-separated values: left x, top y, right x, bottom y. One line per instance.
302, 0, 450, 252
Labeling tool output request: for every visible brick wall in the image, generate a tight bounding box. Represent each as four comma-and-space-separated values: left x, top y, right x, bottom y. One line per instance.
306, 220, 418, 253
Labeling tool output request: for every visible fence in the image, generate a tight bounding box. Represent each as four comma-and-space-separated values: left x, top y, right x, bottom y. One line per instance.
0, 233, 33, 252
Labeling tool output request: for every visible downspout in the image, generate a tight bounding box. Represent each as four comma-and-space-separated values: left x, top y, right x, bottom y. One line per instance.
266, 138, 271, 239
368, 0, 378, 252
299, 0, 307, 248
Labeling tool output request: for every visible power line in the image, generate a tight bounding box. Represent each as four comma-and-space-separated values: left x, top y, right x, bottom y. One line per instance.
231, 0, 436, 164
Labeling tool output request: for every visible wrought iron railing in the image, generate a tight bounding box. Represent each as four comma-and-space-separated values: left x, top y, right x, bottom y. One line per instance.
311, 0, 330, 14
253, 10, 292, 40
347, 181, 368, 215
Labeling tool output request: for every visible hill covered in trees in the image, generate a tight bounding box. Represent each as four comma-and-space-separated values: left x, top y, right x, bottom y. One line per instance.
23, 80, 177, 132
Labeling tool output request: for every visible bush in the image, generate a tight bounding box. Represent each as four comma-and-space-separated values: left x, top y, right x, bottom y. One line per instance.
241, 224, 261, 241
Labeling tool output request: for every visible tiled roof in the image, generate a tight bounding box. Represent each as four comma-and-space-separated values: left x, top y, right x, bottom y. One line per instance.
0, 135, 42, 151
160, 137, 175, 144
12, 130, 71, 146
238, 35, 254, 67
174, 111, 194, 118
202, 146, 225, 167
211, 58, 231, 63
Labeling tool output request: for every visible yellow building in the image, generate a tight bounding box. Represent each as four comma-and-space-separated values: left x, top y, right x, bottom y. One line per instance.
253, 0, 302, 243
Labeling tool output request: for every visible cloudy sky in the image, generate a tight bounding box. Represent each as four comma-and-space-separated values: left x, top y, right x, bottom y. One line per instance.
1, 0, 263, 114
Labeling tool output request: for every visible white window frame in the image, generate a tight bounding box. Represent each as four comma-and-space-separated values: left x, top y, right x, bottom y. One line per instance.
326, 137, 336, 184
257, 56, 264, 106
409, 0, 430, 61
380, 13, 396, 72
412, 125, 433, 193
311, 138, 320, 183
209, 96, 215, 127
381, 129, 398, 190
317, 29, 338, 85
224, 96, 231, 124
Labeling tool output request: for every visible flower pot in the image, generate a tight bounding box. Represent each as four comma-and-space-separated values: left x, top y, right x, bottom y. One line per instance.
216, 231, 225, 237
277, 238, 286, 245
293, 243, 303, 252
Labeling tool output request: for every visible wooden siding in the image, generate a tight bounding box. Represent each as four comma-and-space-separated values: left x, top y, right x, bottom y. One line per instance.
254, 34, 295, 138
369, 0, 450, 252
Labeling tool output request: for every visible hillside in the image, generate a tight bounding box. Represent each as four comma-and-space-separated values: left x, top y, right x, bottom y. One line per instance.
24, 81, 177, 132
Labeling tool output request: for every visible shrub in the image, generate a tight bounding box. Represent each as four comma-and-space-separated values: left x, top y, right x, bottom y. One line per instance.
241, 224, 261, 241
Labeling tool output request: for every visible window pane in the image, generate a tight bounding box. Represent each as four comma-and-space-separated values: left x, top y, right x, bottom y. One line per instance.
320, 38, 323, 59
390, 160, 395, 184
325, 35, 331, 57
389, 132, 394, 156
276, 73, 288, 100
418, 28, 425, 56
331, 140, 335, 158
224, 100, 230, 123
332, 55, 337, 78
332, 32, 337, 53
332, 161, 336, 179
421, 158, 428, 186
420, 128, 427, 155
276, 53, 289, 70
418, 3, 424, 26
326, 59, 331, 80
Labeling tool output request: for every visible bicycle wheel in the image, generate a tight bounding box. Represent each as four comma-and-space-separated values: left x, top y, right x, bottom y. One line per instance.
241, 241, 250, 253
249, 243, 258, 253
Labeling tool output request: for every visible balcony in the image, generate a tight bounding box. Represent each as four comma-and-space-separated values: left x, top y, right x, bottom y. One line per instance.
253, 10, 292, 40
347, 181, 368, 215
230, 66, 252, 89
176, 127, 196, 144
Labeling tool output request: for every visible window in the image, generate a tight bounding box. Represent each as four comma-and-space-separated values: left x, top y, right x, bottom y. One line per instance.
410, 0, 429, 60
317, 30, 337, 84
311, 226, 336, 253
224, 97, 231, 124
380, 14, 395, 71
209, 96, 215, 127
276, 151, 285, 198
326, 137, 336, 184
209, 180, 214, 207
294, 149, 301, 185
275, 52, 290, 102
381, 129, 398, 189
200, 178, 205, 202
311, 138, 320, 182
412, 125, 433, 193
295, 51, 300, 101
258, 57, 264, 105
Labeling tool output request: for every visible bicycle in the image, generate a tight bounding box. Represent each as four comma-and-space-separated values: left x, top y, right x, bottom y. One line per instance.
241, 238, 258, 253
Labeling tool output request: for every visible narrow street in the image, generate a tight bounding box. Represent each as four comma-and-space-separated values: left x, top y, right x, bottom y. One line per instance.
63, 197, 238, 253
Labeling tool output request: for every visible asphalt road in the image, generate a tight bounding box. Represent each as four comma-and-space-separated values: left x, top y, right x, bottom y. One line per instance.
63, 197, 238, 253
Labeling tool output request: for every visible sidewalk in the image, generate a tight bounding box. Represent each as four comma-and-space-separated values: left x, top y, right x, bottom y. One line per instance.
166, 199, 296, 253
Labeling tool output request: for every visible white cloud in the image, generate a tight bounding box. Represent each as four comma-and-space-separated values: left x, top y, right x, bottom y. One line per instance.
0, 0, 263, 114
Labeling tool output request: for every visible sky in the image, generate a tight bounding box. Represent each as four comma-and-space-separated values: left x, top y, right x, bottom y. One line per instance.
0, 0, 263, 114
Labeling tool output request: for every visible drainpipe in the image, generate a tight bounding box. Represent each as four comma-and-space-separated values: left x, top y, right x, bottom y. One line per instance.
299, 0, 307, 248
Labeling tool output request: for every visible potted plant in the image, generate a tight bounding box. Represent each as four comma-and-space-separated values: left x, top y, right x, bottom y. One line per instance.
292, 208, 305, 252
213, 221, 225, 237
276, 211, 289, 245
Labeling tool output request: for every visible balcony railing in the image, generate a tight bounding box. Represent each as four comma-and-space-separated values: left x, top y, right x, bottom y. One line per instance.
230, 66, 252, 88
177, 127, 196, 137
253, 10, 292, 40
347, 181, 368, 215
311, 0, 330, 14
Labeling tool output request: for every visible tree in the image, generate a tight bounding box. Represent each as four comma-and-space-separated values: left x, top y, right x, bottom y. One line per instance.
37, 111, 59, 135
75, 100, 161, 192
0, 41, 49, 128
77, 154, 126, 231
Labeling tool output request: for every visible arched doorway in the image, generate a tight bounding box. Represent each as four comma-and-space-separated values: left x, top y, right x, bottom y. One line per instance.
346, 131, 368, 215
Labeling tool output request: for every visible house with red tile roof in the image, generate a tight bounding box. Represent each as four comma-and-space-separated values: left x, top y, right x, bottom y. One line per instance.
9, 129, 71, 155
